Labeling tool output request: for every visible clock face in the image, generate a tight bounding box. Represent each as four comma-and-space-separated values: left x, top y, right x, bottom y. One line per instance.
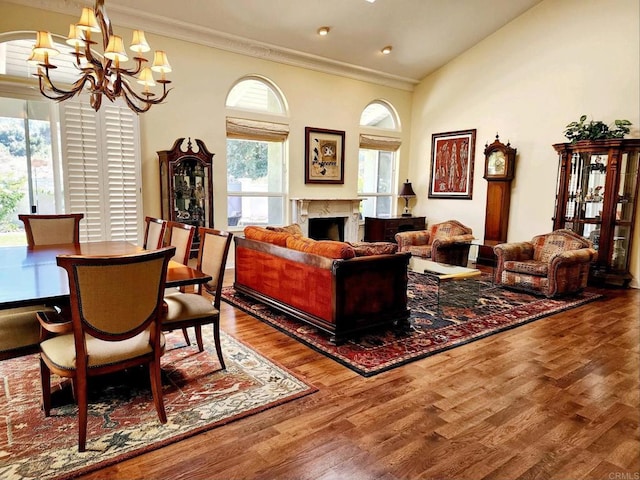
487, 150, 506, 176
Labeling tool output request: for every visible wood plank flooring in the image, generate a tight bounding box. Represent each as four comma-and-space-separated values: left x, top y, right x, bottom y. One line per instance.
78, 272, 639, 480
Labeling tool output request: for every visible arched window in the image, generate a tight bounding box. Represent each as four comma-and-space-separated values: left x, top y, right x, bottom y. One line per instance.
225, 76, 289, 228
359, 100, 399, 130
226, 75, 287, 115
358, 100, 401, 218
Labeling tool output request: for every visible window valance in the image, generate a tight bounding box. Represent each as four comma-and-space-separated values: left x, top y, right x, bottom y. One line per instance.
359, 134, 401, 151
226, 117, 289, 142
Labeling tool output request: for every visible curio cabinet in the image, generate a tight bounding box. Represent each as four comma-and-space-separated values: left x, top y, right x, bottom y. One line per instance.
158, 138, 214, 256
553, 139, 639, 286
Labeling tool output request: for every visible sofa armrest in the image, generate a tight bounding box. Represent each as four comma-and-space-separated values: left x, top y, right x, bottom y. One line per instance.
493, 241, 534, 284
431, 234, 474, 248
395, 230, 430, 251
550, 247, 598, 267
494, 241, 534, 261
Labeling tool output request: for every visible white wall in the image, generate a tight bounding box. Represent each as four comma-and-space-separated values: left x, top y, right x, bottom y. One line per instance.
409, 0, 640, 287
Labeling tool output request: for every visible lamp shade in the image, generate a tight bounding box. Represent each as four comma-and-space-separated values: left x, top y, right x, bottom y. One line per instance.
399, 179, 416, 198
151, 51, 172, 73
104, 35, 128, 62
76, 7, 100, 33
130, 30, 150, 53
33, 31, 60, 56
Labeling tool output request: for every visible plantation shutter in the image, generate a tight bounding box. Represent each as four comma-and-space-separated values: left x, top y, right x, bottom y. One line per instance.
59, 98, 142, 243
102, 103, 141, 242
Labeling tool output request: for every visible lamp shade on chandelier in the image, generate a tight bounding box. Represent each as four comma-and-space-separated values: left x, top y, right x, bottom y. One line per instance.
28, 0, 172, 114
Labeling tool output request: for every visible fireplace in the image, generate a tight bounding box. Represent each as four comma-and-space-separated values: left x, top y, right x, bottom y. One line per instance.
291, 198, 362, 242
308, 217, 345, 241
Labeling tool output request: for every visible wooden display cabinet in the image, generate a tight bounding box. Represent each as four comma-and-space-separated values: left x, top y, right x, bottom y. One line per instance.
158, 138, 214, 256
553, 139, 639, 286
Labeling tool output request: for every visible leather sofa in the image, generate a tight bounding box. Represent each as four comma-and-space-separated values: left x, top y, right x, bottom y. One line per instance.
234, 226, 410, 344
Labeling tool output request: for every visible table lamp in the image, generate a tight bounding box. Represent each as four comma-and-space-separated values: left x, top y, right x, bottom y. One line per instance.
399, 179, 416, 217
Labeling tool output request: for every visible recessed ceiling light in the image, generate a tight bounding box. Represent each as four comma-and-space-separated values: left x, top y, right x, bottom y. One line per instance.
366, 0, 376, 3
381, 45, 392, 55
317, 26, 330, 36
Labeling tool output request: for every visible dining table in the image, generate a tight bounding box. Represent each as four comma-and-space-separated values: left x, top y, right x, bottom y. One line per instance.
0, 241, 212, 309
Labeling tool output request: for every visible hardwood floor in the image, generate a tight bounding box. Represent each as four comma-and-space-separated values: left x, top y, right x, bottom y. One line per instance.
79, 272, 639, 480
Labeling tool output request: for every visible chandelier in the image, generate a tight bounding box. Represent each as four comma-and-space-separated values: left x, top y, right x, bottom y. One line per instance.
28, 0, 172, 114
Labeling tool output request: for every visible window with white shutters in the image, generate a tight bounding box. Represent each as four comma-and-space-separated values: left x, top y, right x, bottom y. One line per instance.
59, 98, 142, 243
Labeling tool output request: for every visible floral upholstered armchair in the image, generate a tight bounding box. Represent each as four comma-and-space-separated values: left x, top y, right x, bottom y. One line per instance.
493, 229, 597, 298
395, 220, 474, 267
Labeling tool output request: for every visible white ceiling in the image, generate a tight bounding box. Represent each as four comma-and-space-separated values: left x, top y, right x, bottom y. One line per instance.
8, 0, 543, 89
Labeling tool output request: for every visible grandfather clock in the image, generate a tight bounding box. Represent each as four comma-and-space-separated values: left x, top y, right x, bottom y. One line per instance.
477, 134, 517, 265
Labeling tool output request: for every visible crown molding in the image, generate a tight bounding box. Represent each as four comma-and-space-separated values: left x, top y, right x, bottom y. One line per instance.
6, 0, 418, 91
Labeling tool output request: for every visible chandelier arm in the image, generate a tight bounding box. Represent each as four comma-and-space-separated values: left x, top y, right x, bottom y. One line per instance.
95, 0, 113, 52
117, 81, 167, 114
120, 80, 172, 106
116, 58, 146, 78
38, 70, 93, 99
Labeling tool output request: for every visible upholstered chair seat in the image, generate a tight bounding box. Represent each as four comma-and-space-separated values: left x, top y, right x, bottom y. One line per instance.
41, 330, 166, 369
494, 229, 597, 298
395, 219, 474, 267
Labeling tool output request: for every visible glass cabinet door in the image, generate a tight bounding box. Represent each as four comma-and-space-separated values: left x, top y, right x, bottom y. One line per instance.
563, 151, 607, 248
611, 149, 639, 270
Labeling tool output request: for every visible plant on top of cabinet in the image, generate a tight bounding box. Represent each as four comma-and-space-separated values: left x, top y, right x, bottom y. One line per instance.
564, 115, 632, 142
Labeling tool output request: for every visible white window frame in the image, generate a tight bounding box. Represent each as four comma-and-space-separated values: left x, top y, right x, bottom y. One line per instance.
225, 76, 289, 230
358, 100, 402, 218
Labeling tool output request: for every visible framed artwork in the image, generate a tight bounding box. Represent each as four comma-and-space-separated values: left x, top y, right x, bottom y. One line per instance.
304, 127, 345, 184
428, 129, 476, 199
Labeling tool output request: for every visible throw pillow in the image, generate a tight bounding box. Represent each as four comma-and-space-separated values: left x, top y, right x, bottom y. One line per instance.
266, 223, 304, 236
244, 226, 291, 247
348, 241, 398, 257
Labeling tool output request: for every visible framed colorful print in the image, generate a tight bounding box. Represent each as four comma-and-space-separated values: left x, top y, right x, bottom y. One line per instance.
305, 127, 345, 184
428, 129, 476, 199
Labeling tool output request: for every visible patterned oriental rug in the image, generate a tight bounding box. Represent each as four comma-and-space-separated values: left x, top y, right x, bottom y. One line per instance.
221, 272, 603, 377
0, 332, 316, 480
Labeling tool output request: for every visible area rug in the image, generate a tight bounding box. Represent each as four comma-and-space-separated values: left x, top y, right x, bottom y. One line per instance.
0, 331, 316, 480
221, 272, 603, 377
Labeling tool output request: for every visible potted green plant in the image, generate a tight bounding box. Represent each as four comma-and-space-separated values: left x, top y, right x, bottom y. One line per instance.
564, 115, 632, 142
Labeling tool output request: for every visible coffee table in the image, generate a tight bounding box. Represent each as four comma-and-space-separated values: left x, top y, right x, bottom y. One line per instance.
409, 256, 482, 319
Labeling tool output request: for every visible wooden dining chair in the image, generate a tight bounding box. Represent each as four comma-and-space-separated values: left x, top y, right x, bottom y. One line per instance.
162, 228, 233, 369
143, 216, 167, 250
38, 246, 175, 452
165, 221, 196, 265
164, 221, 197, 345
18, 213, 84, 247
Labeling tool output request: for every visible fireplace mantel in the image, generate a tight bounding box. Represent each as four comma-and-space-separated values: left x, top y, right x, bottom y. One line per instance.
291, 198, 362, 242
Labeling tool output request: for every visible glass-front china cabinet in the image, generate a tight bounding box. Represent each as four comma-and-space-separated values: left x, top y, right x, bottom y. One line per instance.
553, 139, 639, 286
158, 138, 214, 256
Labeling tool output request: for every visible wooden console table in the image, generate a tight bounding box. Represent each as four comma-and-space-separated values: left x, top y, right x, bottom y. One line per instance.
364, 216, 426, 243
